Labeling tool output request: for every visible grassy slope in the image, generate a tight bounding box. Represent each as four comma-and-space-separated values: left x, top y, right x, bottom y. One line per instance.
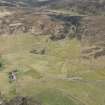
0, 34, 105, 105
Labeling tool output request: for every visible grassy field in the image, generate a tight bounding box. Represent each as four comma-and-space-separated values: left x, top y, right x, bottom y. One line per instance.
0, 34, 105, 105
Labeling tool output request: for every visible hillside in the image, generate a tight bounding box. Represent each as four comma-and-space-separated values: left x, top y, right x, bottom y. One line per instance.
0, 1, 105, 105
1, 0, 105, 15
47, 0, 105, 15
0, 8, 105, 59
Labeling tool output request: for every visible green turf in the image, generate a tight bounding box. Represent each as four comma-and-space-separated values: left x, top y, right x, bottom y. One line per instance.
0, 34, 105, 105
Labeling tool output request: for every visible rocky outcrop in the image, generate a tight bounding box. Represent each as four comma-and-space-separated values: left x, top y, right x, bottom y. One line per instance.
0, 10, 80, 40
0, 12, 64, 36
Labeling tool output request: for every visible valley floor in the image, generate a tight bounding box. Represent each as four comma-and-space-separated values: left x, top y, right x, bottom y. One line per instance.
0, 34, 105, 105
